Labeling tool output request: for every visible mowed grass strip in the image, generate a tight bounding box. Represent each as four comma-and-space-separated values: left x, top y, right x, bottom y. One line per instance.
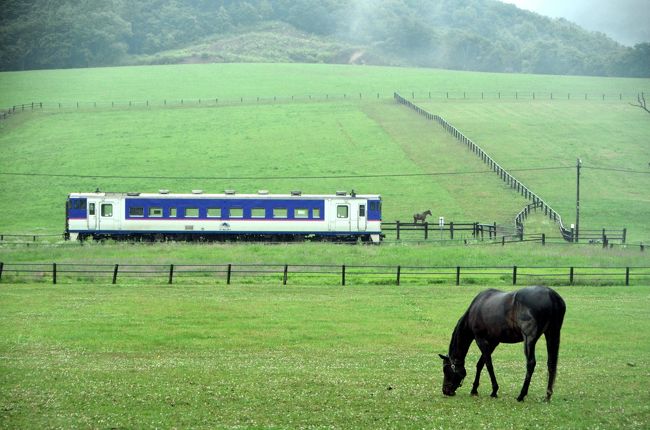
0, 283, 648, 428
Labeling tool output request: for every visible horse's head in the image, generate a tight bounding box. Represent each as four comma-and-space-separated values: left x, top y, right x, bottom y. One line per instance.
439, 354, 466, 396
425, 210, 432, 215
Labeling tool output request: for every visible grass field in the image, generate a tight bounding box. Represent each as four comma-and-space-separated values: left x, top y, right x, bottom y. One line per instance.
1, 283, 648, 428
1, 64, 649, 241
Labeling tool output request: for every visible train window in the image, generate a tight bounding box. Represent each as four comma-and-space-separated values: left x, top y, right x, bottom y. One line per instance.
101, 204, 113, 217
359, 205, 366, 217
129, 207, 144, 217
169, 208, 177, 218
251, 208, 265, 218
295, 208, 309, 219
207, 208, 221, 218
337, 205, 349, 218
149, 207, 163, 217
229, 208, 243, 218
313, 208, 320, 219
185, 208, 199, 218
88, 203, 95, 215
370, 201, 381, 212
273, 208, 288, 219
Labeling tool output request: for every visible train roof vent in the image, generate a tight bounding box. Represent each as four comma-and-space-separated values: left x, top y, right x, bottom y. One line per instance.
191, 189, 203, 194
127, 192, 140, 196
291, 190, 302, 196
159, 189, 170, 194
258, 190, 269, 195
335, 190, 347, 196
224, 189, 236, 195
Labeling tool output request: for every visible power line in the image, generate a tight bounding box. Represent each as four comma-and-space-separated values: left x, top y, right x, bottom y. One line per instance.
0, 166, 571, 181
583, 166, 650, 175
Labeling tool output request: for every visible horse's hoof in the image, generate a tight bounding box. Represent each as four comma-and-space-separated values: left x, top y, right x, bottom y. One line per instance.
471, 391, 478, 396
516, 396, 525, 402
490, 393, 498, 398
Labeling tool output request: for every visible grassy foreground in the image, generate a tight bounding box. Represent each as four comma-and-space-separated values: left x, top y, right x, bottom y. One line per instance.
0, 283, 648, 429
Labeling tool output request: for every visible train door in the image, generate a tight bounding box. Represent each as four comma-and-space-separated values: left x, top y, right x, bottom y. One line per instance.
86, 199, 99, 231
357, 202, 367, 231
98, 199, 120, 232
330, 200, 351, 232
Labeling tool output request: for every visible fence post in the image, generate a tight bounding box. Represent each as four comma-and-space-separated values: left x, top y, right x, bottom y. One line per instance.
0, 262, 3, 282
112, 264, 119, 284
542, 233, 546, 246
283, 265, 288, 285
424, 222, 429, 240
396, 265, 401, 286
569, 267, 574, 285
396, 221, 401, 240
622, 228, 627, 244
456, 266, 461, 286
53, 263, 57, 285
168, 264, 174, 284
342, 265, 346, 286
625, 267, 630, 286
227, 264, 232, 284
450, 222, 454, 239
513, 266, 517, 285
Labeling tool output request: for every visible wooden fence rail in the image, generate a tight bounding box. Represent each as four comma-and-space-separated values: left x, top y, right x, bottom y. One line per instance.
1, 262, 649, 287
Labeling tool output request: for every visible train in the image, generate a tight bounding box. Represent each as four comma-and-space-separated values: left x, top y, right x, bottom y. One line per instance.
65, 189, 382, 242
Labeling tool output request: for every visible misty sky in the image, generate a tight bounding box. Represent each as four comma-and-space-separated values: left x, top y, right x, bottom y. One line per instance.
498, 0, 650, 46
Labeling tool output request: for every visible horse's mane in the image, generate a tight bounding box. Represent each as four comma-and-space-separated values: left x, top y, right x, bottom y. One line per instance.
448, 310, 472, 363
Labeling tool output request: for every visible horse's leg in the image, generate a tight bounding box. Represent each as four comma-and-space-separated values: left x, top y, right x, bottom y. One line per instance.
471, 354, 486, 395
544, 329, 561, 402
475, 341, 499, 397
517, 336, 539, 402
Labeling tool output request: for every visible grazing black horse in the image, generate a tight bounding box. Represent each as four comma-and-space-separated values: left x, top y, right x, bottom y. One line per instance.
413, 210, 432, 223
439, 286, 566, 401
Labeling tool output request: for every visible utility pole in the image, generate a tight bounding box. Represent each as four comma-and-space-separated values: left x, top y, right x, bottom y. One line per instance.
575, 158, 582, 243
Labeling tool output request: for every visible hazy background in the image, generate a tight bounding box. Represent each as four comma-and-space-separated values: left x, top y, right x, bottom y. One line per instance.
499, 0, 650, 46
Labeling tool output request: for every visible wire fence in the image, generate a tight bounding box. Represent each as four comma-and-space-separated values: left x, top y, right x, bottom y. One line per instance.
2, 90, 645, 120
1, 261, 648, 287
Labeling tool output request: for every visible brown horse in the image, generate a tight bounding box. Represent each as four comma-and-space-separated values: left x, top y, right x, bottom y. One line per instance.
439, 286, 566, 401
413, 210, 432, 223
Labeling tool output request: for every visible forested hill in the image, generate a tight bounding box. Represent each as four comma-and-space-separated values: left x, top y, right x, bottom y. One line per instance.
1, 0, 648, 76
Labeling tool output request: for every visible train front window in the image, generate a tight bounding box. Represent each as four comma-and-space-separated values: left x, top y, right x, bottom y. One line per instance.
101, 204, 113, 217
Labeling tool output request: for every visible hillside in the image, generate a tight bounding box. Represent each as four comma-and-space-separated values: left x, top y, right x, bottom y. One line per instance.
1, 0, 648, 77
1, 64, 649, 241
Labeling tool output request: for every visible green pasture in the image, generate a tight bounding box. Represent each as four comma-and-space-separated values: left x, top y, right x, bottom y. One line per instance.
418, 99, 650, 240
0, 100, 529, 234
1, 283, 648, 429
1, 63, 648, 107
1, 63, 649, 243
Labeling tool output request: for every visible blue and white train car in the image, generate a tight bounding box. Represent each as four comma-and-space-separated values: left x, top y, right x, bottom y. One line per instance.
66, 190, 382, 242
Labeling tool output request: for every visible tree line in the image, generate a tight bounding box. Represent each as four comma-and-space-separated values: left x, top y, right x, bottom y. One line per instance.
1, 0, 648, 77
